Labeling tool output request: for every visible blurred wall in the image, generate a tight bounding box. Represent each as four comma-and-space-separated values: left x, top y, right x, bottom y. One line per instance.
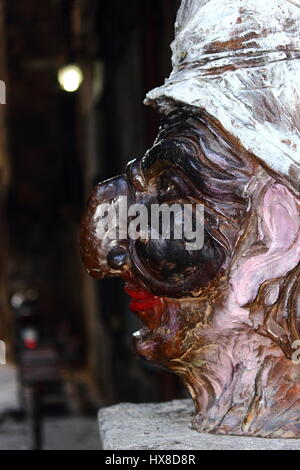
0, 0, 11, 359
1, 0, 184, 406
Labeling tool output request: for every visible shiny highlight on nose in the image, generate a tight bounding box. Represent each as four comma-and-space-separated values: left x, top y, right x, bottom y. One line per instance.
107, 246, 129, 270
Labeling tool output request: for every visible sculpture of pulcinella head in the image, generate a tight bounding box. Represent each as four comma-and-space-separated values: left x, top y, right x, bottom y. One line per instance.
80, 0, 300, 437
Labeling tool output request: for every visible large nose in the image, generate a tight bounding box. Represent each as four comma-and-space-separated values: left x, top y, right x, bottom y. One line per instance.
80, 175, 131, 280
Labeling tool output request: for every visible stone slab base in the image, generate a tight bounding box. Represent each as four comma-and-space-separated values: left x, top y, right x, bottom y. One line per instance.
98, 399, 300, 450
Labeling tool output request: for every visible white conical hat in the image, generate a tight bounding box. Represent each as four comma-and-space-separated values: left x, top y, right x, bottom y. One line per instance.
145, 0, 300, 195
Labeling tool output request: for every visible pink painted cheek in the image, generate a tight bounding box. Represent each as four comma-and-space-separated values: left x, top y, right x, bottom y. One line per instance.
231, 183, 300, 306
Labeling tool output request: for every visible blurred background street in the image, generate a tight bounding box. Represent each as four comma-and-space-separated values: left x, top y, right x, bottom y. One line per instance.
0, 0, 186, 449
0, 366, 99, 449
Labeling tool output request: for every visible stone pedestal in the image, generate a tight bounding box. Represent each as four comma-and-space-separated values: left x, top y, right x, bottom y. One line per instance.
98, 399, 300, 450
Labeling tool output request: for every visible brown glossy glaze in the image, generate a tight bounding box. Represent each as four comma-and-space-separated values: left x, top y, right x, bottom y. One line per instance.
80, 108, 300, 438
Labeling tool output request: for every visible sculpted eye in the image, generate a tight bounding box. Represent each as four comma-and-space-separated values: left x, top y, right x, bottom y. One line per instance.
131, 227, 226, 298
122, 131, 248, 297
155, 171, 192, 202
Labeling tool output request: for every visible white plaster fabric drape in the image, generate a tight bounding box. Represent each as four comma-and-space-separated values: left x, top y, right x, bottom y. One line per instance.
145, 0, 300, 194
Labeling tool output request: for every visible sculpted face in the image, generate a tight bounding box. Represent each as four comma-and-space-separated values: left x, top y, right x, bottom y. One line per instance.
81, 109, 300, 437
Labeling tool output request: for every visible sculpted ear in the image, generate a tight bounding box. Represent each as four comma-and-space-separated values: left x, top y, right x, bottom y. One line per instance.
231, 183, 300, 307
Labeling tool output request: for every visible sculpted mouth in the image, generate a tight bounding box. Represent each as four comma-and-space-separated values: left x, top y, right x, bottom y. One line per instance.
124, 286, 162, 312
123, 282, 165, 333
124, 281, 184, 363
